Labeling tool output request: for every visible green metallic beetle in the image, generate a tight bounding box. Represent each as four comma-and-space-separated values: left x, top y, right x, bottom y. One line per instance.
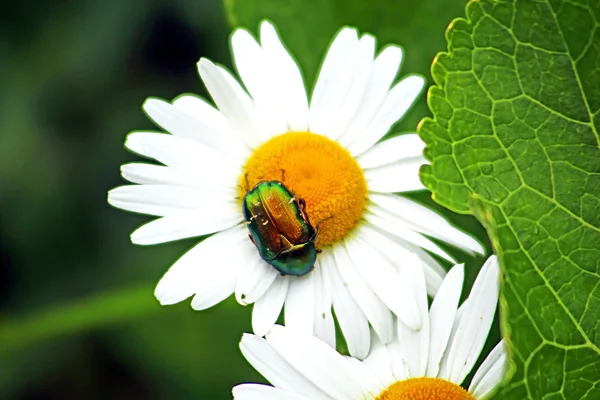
242, 180, 318, 276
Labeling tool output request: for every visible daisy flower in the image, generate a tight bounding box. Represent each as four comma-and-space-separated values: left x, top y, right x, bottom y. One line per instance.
234, 255, 506, 400
107, 20, 484, 357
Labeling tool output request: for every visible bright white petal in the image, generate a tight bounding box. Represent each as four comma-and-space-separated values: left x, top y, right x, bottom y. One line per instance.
395, 253, 430, 378
357, 134, 425, 169
312, 258, 336, 349
130, 206, 241, 245
266, 325, 370, 399
363, 332, 396, 388
323, 250, 371, 360
235, 259, 278, 305
469, 340, 508, 399
365, 213, 456, 263
440, 256, 500, 384
233, 384, 312, 400
284, 274, 316, 336
198, 58, 264, 148
364, 156, 427, 193
252, 276, 289, 337
331, 243, 395, 346
120, 163, 205, 187
344, 235, 421, 330
347, 75, 425, 156
426, 264, 464, 377
352, 224, 444, 297
108, 185, 233, 217
231, 28, 287, 138
124, 132, 241, 186
172, 94, 250, 158
239, 334, 332, 399
326, 34, 376, 140
260, 21, 309, 131
153, 224, 249, 306
338, 45, 402, 147
143, 98, 246, 160
369, 193, 485, 254
309, 28, 359, 135
343, 356, 385, 395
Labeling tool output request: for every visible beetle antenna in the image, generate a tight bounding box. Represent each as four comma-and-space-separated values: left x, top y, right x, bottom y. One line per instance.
244, 173, 250, 192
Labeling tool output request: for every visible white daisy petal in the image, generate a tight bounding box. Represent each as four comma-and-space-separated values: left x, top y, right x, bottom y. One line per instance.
357, 134, 425, 169
233, 384, 312, 400
353, 224, 444, 296
395, 254, 430, 377
469, 340, 508, 399
153, 224, 248, 306
131, 207, 241, 245
327, 34, 376, 140
231, 28, 287, 138
120, 163, 203, 187
343, 355, 386, 395
198, 58, 264, 148
344, 235, 421, 330
440, 255, 500, 384
124, 132, 241, 184
363, 332, 396, 388
323, 250, 371, 359
143, 98, 246, 160
365, 213, 456, 263
267, 325, 368, 399
108, 185, 233, 217
172, 94, 250, 158
309, 27, 359, 135
347, 75, 425, 156
252, 276, 289, 337
369, 193, 485, 254
364, 155, 427, 193
239, 334, 332, 399
235, 259, 279, 306
338, 45, 403, 147
331, 242, 395, 346
312, 259, 336, 349
426, 263, 464, 377
284, 274, 316, 336
259, 21, 309, 131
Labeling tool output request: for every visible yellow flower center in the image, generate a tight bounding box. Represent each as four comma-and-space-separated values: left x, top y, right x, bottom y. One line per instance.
240, 132, 367, 247
376, 377, 476, 400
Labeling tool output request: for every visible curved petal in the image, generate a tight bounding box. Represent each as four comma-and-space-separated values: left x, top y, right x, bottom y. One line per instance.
239, 334, 332, 399
369, 193, 485, 254
439, 256, 500, 384
198, 58, 264, 148
266, 325, 370, 399
252, 276, 289, 337
426, 263, 464, 377
284, 274, 316, 336
347, 75, 425, 156
233, 384, 312, 400
309, 28, 359, 135
235, 259, 278, 305
108, 185, 234, 217
153, 224, 249, 306
312, 258, 336, 349
130, 206, 242, 245
259, 21, 308, 131
357, 133, 425, 169
338, 45, 402, 147
323, 250, 371, 359
468, 340, 508, 399
344, 235, 421, 330
120, 163, 206, 187
364, 156, 427, 193
331, 243, 395, 346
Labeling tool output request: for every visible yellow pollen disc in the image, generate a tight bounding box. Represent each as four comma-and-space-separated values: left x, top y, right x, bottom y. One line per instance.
240, 132, 367, 247
376, 377, 476, 400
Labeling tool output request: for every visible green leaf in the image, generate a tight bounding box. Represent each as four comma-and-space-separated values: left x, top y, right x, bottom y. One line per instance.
419, 0, 600, 398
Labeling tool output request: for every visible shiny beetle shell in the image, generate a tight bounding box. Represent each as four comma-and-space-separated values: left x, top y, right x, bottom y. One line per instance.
242, 181, 317, 276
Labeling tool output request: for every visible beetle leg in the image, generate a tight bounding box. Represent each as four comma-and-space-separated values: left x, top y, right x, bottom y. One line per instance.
244, 173, 250, 192
280, 168, 286, 182
247, 233, 259, 249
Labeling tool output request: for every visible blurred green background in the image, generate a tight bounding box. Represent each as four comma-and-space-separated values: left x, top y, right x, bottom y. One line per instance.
0, 0, 496, 398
